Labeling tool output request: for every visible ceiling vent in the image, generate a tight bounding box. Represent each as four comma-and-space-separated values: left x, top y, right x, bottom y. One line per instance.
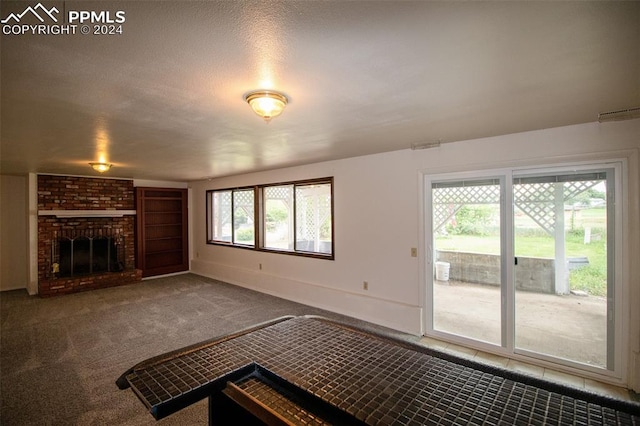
598, 107, 640, 123
411, 141, 442, 150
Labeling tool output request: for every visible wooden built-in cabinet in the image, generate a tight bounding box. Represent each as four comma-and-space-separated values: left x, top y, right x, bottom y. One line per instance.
135, 187, 188, 277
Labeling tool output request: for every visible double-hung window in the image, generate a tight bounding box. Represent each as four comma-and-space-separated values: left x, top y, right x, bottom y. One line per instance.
207, 178, 333, 258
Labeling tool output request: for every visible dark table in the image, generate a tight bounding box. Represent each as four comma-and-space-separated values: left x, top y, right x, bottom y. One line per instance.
117, 315, 640, 425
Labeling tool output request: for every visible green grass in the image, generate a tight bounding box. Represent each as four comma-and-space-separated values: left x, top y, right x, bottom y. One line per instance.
436, 209, 607, 296
435, 232, 605, 258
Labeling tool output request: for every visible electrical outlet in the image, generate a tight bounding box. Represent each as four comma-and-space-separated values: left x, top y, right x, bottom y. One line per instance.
411, 247, 417, 257
363, 281, 368, 290
196, 252, 200, 258
259, 263, 262, 270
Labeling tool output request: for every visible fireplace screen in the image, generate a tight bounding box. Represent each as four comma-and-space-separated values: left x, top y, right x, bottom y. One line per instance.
52, 231, 125, 278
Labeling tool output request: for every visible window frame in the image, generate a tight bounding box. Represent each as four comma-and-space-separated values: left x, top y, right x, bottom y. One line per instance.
206, 186, 256, 248
206, 177, 334, 260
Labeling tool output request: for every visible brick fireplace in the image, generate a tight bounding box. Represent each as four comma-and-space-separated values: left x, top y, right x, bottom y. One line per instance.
37, 175, 142, 296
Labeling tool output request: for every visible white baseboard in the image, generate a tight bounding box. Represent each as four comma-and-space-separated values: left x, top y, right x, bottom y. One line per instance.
191, 259, 422, 335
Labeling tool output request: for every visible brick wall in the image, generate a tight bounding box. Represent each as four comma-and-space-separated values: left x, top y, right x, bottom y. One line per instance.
38, 175, 134, 210
37, 175, 140, 296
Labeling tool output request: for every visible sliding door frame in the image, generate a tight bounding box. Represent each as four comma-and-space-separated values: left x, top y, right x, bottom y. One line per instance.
422, 159, 626, 382
424, 168, 513, 354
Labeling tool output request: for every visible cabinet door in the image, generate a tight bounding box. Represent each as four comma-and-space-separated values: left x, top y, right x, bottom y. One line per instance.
136, 188, 188, 277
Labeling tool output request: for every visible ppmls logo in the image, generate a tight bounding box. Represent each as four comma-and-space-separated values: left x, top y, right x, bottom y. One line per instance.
2, 2, 126, 36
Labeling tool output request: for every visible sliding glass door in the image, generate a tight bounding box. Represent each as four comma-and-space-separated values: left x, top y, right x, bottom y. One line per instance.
430, 177, 504, 346
426, 163, 620, 375
513, 169, 615, 370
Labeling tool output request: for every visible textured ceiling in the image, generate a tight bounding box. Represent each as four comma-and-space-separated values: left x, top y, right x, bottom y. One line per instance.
1, 1, 639, 181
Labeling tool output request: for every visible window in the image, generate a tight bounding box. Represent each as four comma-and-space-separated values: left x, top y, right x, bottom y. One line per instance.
264, 185, 293, 250
207, 178, 333, 258
263, 182, 333, 255
207, 187, 255, 247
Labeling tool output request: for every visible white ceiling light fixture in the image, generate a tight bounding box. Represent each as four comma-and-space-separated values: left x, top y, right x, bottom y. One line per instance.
244, 90, 288, 122
89, 162, 112, 173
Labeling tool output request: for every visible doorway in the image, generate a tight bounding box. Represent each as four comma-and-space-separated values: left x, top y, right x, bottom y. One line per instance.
425, 162, 621, 377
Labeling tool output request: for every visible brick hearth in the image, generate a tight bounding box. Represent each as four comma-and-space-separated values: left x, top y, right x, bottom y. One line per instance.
37, 175, 142, 296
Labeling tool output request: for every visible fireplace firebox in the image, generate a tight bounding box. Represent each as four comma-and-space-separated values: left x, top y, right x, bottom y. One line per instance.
53, 231, 125, 278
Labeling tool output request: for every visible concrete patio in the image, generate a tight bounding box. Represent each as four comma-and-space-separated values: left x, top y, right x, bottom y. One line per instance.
433, 280, 607, 367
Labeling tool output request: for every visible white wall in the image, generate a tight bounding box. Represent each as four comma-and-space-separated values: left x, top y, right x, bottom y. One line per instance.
191, 153, 424, 334
0, 175, 28, 291
190, 119, 640, 389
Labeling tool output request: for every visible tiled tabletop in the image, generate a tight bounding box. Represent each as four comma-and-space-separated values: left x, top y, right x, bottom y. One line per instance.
120, 316, 640, 425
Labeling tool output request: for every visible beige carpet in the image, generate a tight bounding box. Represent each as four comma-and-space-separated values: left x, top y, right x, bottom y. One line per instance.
0, 273, 399, 425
